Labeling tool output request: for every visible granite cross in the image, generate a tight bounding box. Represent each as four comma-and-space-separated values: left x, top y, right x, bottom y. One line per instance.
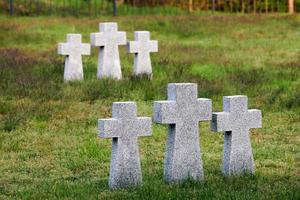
127, 31, 158, 77
153, 83, 212, 183
58, 34, 90, 81
211, 95, 262, 176
91, 22, 126, 80
99, 102, 152, 189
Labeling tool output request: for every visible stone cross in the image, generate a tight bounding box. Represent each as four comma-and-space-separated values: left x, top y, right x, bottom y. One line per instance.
91, 22, 126, 80
58, 34, 90, 81
127, 31, 158, 77
153, 83, 212, 183
211, 95, 262, 176
98, 102, 152, 189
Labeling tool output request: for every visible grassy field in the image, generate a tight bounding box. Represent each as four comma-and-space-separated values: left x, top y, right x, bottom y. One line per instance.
0, 14, 299, 199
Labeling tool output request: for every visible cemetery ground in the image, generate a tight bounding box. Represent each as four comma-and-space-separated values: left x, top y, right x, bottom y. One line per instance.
0, 14, 299, 199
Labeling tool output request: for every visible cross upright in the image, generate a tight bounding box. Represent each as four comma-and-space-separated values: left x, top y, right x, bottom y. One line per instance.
58, 34, 90, 81
211, 95, 262, 176
99, 102, 152, 189
153, 83, 212, 183
91, 22, 126, 80
127, 31, 158, 77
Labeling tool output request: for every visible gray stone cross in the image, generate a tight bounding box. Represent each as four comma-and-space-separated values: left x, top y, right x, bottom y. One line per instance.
153, 83, 212, 183
99, 102, 152, 189
211, 95, 262, 176
127, 31, 158, 77
91, 22, 126, 80
58, 34, 90, 81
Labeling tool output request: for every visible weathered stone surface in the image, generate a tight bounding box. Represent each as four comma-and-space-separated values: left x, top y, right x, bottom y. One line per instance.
91, 22, 126, 80
99, 102, 152, 189
58, 34, 90, 81
153, 83, 212, 183
211, 95, 262, 176
127, 31, 158, 77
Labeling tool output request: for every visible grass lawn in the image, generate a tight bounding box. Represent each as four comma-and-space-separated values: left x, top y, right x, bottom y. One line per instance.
0, 14, 299, 199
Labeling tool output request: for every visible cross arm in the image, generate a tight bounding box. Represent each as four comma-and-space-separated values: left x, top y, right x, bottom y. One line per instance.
211, 112, 231, 132
116, 32, 127, 45
134, 117, 152, 137
197, 98, 212, 121
153, 101, 177, 124
149, 40, 158, 52
57, 43, 69, 55
247, 109, 262, 129
98, 118, 120, 138
90, 32, 105, 46
127, 41, 139, 53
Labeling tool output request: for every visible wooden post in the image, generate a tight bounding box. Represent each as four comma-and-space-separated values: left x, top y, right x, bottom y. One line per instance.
247, 0, 251, 13
112, 0, 117, 16
50, 0, 53, 15
241, 0, 245, 13
206, 0, 209, 11
288, 0, 294, 13
189, 0, 193, 12
36, 0, 40, 15
229, 0, 233, 12
95, 0, 98, 16
76, 0, 79, 16
9, 0, 14, 16
88, 0, 92, 16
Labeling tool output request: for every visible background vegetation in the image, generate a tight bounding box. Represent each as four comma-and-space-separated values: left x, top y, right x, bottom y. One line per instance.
1, 0, 300, 16
0, 14, 299, 199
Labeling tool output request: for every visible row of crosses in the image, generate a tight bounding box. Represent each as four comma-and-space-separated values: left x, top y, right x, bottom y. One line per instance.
99, 83, 262, 189
58, 22, 158, 81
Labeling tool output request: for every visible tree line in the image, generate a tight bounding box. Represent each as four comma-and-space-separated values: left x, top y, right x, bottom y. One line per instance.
124, 0, 295, 13
3, 0, 297, 16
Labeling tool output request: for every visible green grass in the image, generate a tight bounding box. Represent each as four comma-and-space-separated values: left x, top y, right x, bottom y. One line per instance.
1, 0, 188, 16
0, 14, 299, 199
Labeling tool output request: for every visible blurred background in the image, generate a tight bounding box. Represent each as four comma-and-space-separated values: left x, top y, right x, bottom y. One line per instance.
1, 0, 299, 16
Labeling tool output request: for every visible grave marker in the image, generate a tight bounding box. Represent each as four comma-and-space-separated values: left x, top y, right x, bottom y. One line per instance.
91, 23, 126, 79
127, 31, 158, 77
58, 34, 90, 81
153, 83, 212, 183
211, 95, 262, 175
99, 102, 152, 189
